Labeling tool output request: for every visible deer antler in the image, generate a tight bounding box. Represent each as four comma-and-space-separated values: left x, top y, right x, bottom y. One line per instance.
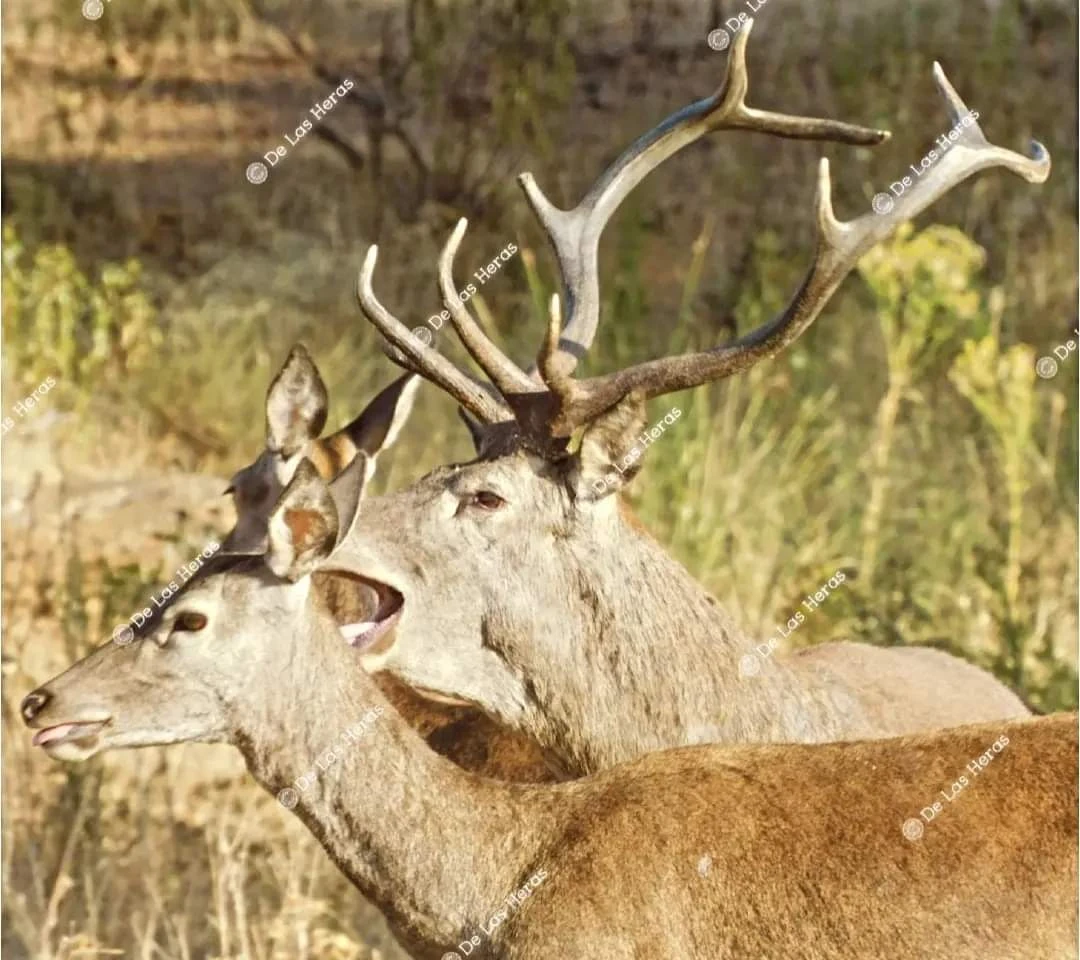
437, 218, 537, 400
356, 246, 512, 424
518, 18, 889, 384
411, 16, 888, 437
533, 62, 1049, 435
356, 24, 1048, 447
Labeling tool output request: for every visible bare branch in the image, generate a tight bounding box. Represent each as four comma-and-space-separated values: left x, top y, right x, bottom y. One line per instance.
312, 123, 366, 171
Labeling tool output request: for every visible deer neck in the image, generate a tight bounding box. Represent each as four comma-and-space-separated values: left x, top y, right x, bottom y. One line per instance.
504, 514, 853, 773
233, 621, 548, 956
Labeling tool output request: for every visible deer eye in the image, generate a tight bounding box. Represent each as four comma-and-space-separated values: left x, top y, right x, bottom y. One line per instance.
467, 490, 506, 511
172, 611, 208, 634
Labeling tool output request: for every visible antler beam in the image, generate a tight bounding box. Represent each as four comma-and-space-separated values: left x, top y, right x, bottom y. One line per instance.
536, 62, 1050, 435
518, 17, 890, 382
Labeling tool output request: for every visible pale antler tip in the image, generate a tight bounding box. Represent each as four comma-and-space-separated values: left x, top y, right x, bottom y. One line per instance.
519, 172, 543, 201
518, 171, 561, 224
446, 217, 468, 255
547, 293, 563, 347
536, 293, 564, 382
718, 18, 752, 106
814, 158, 839, 233
439, 219, 468, 292
732, 18, 752, 55
1025, 139, 1053, 183
931, 63, 950, 93
930, 61, 969, 118
360, 245, 379, 287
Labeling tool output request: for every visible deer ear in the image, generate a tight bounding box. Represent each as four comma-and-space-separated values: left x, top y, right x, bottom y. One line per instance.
328, 451, 371, 549
331, 373, 419, 460
459, 405, 512, 457
267, 459, 339, 581
570, 391, 648, 501
458, 406, 486, 454
266, 345, 329, 456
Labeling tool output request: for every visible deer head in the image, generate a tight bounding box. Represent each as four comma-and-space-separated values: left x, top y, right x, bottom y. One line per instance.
334, 26, 1048, 764
20, 457, 384, 762
222, 344, 418, 553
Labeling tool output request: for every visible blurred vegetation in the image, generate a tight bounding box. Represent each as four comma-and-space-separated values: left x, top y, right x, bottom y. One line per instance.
2, 225, 161, 401
1, 0, 1076, 957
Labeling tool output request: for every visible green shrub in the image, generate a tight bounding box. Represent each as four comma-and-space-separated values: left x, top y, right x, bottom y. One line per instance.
2, 224, 161, 402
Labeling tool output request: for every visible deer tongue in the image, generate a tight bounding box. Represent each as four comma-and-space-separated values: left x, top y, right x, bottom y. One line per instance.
32, 720, 106, 747
340, 607, 402, 652
341, 621, 380, 646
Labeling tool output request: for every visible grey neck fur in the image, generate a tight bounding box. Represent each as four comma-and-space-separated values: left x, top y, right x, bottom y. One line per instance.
487, 513, 862, 772
233, 619, 548, 958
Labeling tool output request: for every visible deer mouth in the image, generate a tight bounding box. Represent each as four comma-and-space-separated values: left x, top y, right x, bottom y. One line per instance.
329, 573, 404, 653
32, 719, 110, 758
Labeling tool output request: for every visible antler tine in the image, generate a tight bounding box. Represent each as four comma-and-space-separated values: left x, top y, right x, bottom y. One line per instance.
546, 64, 1050, 434
356, 246, 512, 424
536, 292, 572, 401
517, 17, 890, 383
438, 218, 539, 398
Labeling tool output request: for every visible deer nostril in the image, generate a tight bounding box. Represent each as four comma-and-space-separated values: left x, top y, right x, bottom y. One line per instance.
20, 689, 51, 725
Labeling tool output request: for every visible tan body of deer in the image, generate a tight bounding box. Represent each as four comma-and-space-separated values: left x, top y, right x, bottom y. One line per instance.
21, 462, 1078, 960
320, 26, 1051, 777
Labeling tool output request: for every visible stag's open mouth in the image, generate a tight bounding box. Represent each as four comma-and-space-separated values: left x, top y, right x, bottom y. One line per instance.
328, 572, 404, 653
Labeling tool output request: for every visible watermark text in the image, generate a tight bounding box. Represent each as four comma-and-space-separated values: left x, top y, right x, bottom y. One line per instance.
111, 541, 221, 645
872, 110, 979, 215
247, 79, 356, 184
2, 375, 58, 437
277, 707, 385, 808
740, 570, 847, 676
410, 242, 519, 345
901, 733, 1010, 840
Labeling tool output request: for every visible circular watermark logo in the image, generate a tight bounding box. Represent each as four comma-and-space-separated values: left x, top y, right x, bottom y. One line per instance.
1035, 356, 1058, 379
901, 818, 924, 842
707, 28, 730, 51
277, 788, 299, 809
410, 325, 434, 346
246, 162, 269, 185
112, 624, 135, 647
738, 653, 761, 678
872, 192, 895, 215
82, 0, 105, 20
